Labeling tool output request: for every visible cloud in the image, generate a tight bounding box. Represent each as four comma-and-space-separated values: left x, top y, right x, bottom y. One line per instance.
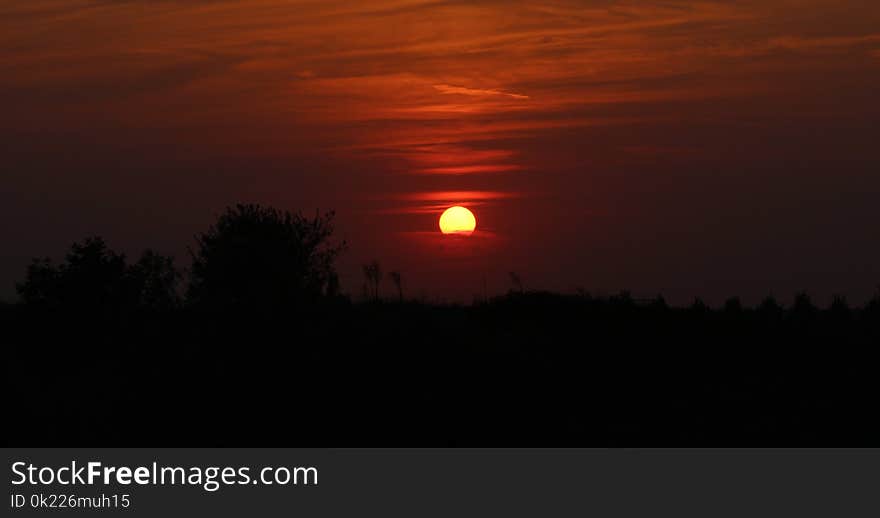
691, 33, 880, 58
766, 34, 880, 50
433, 84, 529, 99
411, 164, 522, 175
396, 191, 518, 201
373, 190, 520, 217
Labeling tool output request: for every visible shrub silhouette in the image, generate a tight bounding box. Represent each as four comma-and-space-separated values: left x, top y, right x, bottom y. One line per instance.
651, 294, 668, 310
792, 292, 817, 320
187, 204, 344, 310
691, 297, 709, 313
758, 295, 784, 320
724, 296, 743, 313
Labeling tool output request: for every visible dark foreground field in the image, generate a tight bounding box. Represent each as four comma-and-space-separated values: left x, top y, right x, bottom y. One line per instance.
4, 291, 879, 446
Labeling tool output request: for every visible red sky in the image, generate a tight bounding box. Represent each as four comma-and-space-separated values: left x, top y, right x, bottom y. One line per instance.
2, 0, 880, 303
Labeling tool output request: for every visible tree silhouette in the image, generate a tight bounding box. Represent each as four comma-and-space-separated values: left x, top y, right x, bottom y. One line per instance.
17, 236, 128, 308
691, 297, 709, 313
866, 286, 880, 316
829, 295, 851, 321
792, 292, 816, 318
724, 296, 743, 313
187, 204, 345, 310
758, 295, 783, 320
362, 260, 382, 301
15, 236, 179, 311
16, 257, 60, 306
389, 271, 403, 302
129, 250, 181, 310
508, 271, 523, 293
651, 294, 668, 310
616, 290, 634, 307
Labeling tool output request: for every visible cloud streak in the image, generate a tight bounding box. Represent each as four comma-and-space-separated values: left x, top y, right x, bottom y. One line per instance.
433, 84, 529, 99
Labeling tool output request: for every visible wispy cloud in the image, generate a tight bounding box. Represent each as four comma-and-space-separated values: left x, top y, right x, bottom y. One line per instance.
433, 84, 529, 100
396, 191, 519, 202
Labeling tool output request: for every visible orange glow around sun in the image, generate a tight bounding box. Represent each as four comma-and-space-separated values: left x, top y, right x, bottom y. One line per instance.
439, 206, 476, 235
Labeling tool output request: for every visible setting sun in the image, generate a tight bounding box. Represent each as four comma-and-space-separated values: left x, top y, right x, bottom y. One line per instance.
439, 206, 476, 235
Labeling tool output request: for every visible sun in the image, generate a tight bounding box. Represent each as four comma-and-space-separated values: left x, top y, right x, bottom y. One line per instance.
439, 206, 476, 235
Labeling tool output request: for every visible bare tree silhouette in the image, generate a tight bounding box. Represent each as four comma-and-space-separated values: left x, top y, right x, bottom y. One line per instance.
389, 270, 403, 302
508, 271, 523, 293
363, 260, 382, 301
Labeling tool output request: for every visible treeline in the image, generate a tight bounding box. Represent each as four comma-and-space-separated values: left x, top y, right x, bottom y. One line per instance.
3, 204, 880, 446
9, 203, 880, 315
13, 204, 344, 312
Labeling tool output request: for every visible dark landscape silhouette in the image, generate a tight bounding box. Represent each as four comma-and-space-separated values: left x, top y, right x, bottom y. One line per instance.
4, 204, 880, 446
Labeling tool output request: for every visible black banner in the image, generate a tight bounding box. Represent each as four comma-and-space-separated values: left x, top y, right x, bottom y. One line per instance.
3, 449, 879, 517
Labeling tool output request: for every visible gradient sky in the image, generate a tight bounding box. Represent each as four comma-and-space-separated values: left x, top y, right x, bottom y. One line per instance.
2, 0, 879, 304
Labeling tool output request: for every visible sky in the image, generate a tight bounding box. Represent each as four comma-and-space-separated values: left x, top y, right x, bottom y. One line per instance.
2, 0, 879, 304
